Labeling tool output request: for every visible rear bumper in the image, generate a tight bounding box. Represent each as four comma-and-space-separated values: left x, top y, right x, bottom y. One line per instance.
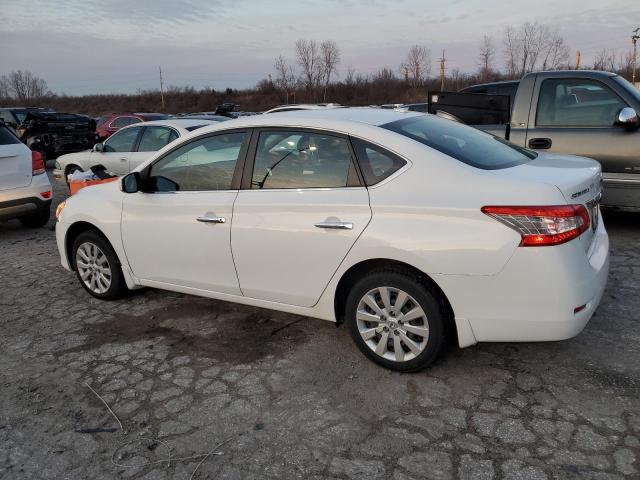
0, 196, 51, 220
434, 216, 609, 344
0, 174, 52, 221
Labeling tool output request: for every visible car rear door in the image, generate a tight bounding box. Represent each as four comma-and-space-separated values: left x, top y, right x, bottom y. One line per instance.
0, 125, 31, 191
121, 130, 250, 294
231, 128, 371, 307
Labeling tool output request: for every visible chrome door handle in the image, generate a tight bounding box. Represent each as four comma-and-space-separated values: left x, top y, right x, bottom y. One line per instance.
314, 221, 353, 230
196, 215, 226, 224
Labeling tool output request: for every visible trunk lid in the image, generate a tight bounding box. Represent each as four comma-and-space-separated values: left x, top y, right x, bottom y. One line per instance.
497, 152, 602, 249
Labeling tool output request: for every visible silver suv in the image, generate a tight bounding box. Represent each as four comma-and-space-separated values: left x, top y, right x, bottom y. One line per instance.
0, 122, 52, 227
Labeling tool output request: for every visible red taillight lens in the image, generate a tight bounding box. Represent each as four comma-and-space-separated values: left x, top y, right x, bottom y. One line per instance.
40, 190, 52, 199
481, 205, 590, 246
32, 151, 45, 175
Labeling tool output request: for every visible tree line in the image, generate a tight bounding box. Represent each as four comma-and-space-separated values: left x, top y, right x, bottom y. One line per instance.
1, 23, 637, 115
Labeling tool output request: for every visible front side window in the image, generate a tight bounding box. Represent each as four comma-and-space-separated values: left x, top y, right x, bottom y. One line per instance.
137, 126, 178, 152
351, 138, 406, 185
251, 131, 353, 189
149, 132, 246, 191
382, 115, 536, 170
536, 79, 627, 127
112, 116, 141, 128
103, 126, 141, 152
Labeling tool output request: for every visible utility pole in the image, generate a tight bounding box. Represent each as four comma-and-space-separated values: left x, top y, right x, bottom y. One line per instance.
632, 28, 640, 84
159, 66, 165, 111
439, 50, 446, 92
575, 50, 581, 70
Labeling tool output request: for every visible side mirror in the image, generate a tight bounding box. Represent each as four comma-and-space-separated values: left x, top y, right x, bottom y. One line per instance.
122, 172, 140, 193
93, 142, 104, 152
615, 107, 639, 131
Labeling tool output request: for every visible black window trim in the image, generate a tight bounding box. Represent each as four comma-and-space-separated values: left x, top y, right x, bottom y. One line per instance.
348, 135, 409, 187
139, 127, 253, 193
240, 126, 364, 190
534, 77, 630, 128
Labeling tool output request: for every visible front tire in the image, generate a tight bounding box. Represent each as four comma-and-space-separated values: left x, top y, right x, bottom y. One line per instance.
345, 270, 446, 372
19, 207, 50, 228
72, 231, 126, 300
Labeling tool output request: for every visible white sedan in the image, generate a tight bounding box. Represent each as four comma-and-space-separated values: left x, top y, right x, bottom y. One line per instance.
53, 118, 224, 180
54, 108, 609, 371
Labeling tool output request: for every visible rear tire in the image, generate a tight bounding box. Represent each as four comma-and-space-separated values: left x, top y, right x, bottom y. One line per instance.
19, 207, 50, 228
345, 270, 446, 372
72, 230, 127, 300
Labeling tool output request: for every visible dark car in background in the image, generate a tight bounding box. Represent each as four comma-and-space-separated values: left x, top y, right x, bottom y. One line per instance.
96, 113, 170, 140
14, 111, 97, 160
0, 107, 55, 130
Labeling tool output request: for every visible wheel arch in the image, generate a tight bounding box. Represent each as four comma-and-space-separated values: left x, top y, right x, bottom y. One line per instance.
65, 221, 119, 270
333, 258, 458, 344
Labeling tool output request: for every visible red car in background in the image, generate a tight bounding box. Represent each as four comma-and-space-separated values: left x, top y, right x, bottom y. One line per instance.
96, 113, 170, 140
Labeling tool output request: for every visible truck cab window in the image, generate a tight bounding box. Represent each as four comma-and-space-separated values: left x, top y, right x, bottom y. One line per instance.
536, 79, 627, 127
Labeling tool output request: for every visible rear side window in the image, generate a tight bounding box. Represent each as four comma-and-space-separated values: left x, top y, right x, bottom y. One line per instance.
0, 125, 21, 145
251, 131, 353, 189
351, 138, 406, 185
137, 126, 178, 152
382, 115, 536, 170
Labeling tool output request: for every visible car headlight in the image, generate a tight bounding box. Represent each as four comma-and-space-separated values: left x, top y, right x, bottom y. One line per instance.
55, 201, 66, 221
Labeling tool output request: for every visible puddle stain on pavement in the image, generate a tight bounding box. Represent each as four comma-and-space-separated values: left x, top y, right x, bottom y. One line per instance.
60, 297, 310, 363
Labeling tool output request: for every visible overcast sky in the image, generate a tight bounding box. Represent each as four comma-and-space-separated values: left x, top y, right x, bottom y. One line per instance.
0, 0, 638, 95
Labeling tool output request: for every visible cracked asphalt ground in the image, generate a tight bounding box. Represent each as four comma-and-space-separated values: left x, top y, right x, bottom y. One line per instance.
1, 175, 639, 480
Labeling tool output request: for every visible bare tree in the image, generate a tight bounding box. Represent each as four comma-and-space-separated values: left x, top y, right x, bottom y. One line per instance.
320, 40, 340, 102
4, 70, 50, 100
617, 50, 635, 80
401, 45, 430, 88
593, 49, 618, 72
274, 55, 297, 103
539, 29, 570, 70
478, 35, 496, 81
503, 23, 570, 78
0, 76, 10, 100
295, 39, 323, 100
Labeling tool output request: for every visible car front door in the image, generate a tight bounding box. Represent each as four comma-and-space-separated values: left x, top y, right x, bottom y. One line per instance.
120, 130, 250, 294
231, 128, 372, 307
97, 126, 143, 174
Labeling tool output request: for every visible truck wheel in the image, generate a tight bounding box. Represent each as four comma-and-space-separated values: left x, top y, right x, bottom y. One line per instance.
19, 207, 51, 228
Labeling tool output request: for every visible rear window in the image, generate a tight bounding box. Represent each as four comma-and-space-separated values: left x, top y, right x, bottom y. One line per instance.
382, 115, 536, 170
0, 125, 21, 145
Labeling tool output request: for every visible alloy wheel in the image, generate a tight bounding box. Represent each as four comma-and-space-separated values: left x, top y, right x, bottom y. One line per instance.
76, 242, 112, 294
356, 286, 429, 362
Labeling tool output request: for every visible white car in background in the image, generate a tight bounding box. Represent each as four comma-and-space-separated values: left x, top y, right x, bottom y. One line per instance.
53, 118, 223, 180
0, 122, 52, 227
54, 108, 609, 371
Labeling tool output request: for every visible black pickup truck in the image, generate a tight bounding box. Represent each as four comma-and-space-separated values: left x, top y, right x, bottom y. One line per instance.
1, 109, 98, 160
428, 70, 640, 210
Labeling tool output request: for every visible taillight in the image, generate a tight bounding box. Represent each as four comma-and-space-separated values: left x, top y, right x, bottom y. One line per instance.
481, 205, 590, 246
32, 151, 45, 175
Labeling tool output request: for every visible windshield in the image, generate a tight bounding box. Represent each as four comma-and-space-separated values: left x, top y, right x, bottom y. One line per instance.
382, 115, 536, 170
612, 75, 640, 104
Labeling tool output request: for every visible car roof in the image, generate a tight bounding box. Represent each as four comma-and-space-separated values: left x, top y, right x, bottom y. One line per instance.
190, 107, 422, 134
122, 118, 221, 130
265, 104, 344, 113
